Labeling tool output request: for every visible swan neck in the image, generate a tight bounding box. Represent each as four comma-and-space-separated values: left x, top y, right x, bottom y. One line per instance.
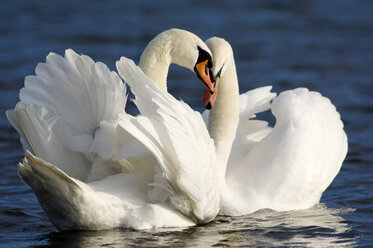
139, 34, 172, 91
208, 59, 239, 178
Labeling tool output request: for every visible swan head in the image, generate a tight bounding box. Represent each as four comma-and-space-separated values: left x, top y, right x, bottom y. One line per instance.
203, 37, 234, 109
166, 29, 215, 93
140, 29, 215, 93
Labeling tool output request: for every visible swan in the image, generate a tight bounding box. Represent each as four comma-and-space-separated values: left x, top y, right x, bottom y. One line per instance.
115, 37, 346, 220
202, 37, 348, 215
6, 29, 218, 230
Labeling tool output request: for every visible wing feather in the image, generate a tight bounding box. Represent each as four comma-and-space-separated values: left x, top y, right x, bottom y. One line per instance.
116, 57, 219, 223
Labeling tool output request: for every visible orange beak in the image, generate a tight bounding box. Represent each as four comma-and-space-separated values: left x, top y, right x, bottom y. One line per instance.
203, 76, 219, 109
194, 60, 214, 94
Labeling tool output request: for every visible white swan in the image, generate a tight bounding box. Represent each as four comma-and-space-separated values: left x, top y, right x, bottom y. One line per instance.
6, 29, 218, 230
202, 37, 348, 215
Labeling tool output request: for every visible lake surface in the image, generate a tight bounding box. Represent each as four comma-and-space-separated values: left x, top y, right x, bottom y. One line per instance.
1, 0, 372, 247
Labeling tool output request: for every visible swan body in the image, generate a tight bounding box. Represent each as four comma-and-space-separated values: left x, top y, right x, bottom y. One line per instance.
7, 27, 347, 231
7, 29, 217, 230
19, 151, 194, 230
203, 37, 348, 215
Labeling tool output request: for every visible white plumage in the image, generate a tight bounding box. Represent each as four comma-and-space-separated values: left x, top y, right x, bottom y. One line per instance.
7, 29, 219, 230
203, 37, 347, 215
116, 57, 219, 223
6, 31, 347, 231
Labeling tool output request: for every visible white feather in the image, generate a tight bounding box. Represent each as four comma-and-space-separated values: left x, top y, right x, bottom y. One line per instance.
19, 151, 193, 230
116, 57, 219, 223
204, 37, 347, 216
8, 29, 219, 230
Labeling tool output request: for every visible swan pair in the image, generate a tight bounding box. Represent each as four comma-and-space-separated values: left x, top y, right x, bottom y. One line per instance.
7, 29, 347, 231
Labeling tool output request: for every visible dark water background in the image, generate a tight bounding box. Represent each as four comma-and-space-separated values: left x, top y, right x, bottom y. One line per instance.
1, 0, 372, 247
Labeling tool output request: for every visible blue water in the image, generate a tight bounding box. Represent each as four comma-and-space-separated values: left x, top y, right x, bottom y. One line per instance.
1, 0, 372, 247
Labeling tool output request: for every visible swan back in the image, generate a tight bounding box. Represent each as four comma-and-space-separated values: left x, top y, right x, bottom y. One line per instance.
224, 88, 348, 214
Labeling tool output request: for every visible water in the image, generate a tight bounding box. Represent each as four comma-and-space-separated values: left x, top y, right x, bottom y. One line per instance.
1, 0, 372, 247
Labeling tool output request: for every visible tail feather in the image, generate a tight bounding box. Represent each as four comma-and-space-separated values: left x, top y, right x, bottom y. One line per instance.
19, 150, 81, 190
18, 151, 88, 230
9, 103, 90, 180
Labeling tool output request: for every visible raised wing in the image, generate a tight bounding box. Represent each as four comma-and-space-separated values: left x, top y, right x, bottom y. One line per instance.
115, 57, 219, 223
19, 49, 126, 135
7, 103, 90, 180
202, 86, 276, 172
7, 49, 128, 178
227, 86, 276, 170
227, 88, 347, 213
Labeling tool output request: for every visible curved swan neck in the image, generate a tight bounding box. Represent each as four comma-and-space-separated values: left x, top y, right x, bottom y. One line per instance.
208, 57, 239, 177
139, 32, 172, 91
138, 29, 209, 91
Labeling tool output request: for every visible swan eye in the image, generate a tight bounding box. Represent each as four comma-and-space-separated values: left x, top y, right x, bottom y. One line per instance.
216, 64, 224, 78
194, 46, 214, 92
196, 46, 213, 68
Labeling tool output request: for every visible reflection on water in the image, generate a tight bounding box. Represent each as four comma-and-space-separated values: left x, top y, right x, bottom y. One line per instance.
41, 205, 356, 247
